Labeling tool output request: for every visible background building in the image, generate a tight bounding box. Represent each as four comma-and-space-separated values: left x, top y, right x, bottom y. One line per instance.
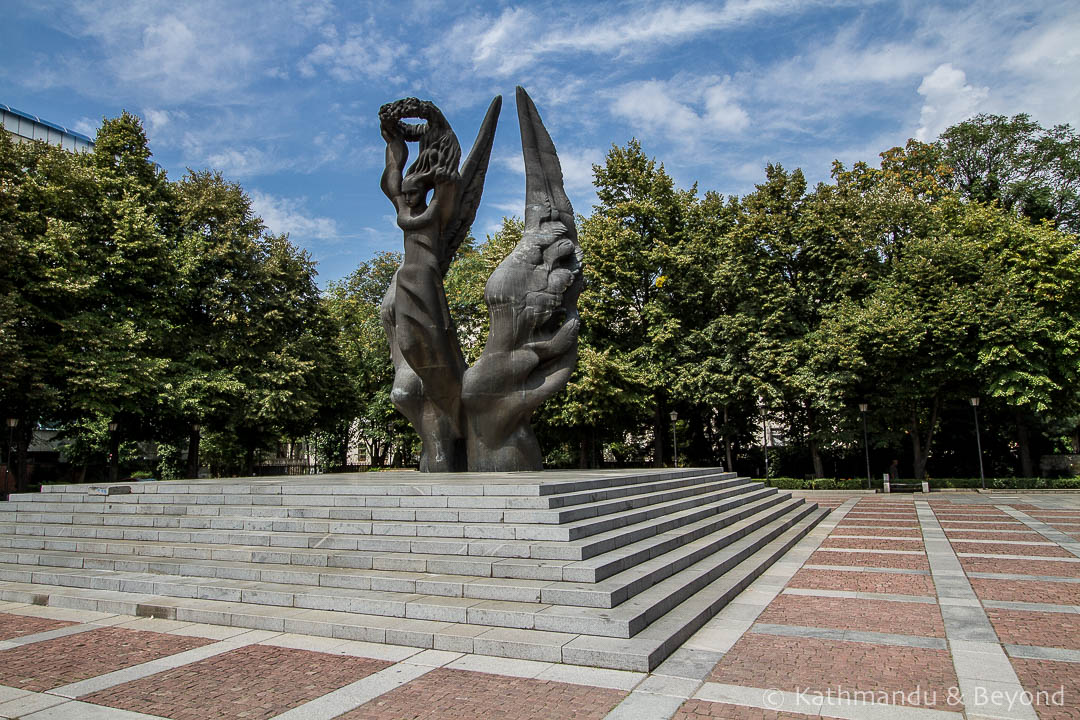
1, 103, 94, 151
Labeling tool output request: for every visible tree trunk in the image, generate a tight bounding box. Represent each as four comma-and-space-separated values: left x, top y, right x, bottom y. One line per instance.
1072, 427, 1080, 454
653, 403, 664, 468
806, 403, 824, 478
243, 445, 255, 477
809, 438, 824, 479
578, 436, 587, 469
910, 396, 940, 481
186, 430, 201, 479
1016, 412, 1033, 478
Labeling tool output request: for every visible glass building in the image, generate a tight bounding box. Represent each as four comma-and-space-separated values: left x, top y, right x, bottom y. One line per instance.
1, 103, 94, 151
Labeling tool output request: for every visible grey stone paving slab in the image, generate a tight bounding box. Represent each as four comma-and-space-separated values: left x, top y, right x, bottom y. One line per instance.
0, 691, 69, 719
20, 701, 169, 720
967, 570, 1080, 583
651, 647, 725, 680
939, 605, 999, 642
801, 564, 931, 575
268, 662, 434, 720
603, 692, 685, 720
1005, 644, 1080, 662
4, 622, 100, 646
781, 587, 937, 604
916, 501, 1039, 720
983, 599, 1079, 613
752, 622, 947, 649
695, 682, 964, 720
999, 506, 1080, 558
50, 629, 279, 698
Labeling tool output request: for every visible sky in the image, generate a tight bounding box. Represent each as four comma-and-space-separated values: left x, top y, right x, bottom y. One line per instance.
3, 0, 1078, 286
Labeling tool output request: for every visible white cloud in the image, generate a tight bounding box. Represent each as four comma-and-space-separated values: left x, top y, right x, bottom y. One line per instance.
435, 1, 846, 77
249, 190, 339, 243
63, 2, 263, 103
298, 25, 400, 82
611, 76, 750, 140
915, 64, 988, 141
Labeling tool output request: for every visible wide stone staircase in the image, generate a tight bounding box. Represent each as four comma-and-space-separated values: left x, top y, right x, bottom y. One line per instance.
0, 468, 827, 670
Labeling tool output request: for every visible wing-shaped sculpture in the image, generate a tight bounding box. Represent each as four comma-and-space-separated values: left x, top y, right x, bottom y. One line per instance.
438, 95, 502, 277
459, 87, 584, 471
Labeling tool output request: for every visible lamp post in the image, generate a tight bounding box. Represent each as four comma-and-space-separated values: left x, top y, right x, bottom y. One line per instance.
760, 403, 770, 479
969, 397, 985, 490
669, 410, 678, 468
107, 421, 119, 484
858, 403, 870, 490
5, 418, 17, 494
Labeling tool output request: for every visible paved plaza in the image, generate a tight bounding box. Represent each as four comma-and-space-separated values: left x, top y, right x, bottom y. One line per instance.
0, 492, 1075, 719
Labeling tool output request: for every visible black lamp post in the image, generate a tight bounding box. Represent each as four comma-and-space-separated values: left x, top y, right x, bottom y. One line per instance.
969, 397, 985, 490
5, 418, 18, 493
858, 403, 870, 490
760, 403, 770, 479
669, 410, 678, 468
107, 421, 119, 483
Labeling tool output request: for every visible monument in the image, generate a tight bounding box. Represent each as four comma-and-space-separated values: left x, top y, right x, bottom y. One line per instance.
379, 87, 583, 472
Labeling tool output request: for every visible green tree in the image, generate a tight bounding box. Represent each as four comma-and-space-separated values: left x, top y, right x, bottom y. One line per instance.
940, 113, 1080, 232
574, 140, 695, 466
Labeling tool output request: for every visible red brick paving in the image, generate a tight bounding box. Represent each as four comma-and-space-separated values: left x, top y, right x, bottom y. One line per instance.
952, 542, 1073, 558
945, 530, 1041, 541
809, 550, 929, 570
0, 627, 213, 692
961, 557, 1080, 578
971, 578, 1080, 605
758, 594, 944, 637
986, 608, 1080, 650
708, 634, 960, 710
821, 538, 924, 551
85, 644, 392, 720
787, 569, 936, 596
940, 522, 1027, 530
0, 612, 76, 640
1010, 658, 1080, 720
338, 667, 627, 720
674, 700, 817, 719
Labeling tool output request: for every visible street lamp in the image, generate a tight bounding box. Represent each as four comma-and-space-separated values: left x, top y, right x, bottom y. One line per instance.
760, 403, 770, 479
5, 418, 18, 493
107, 421, 119, 483
669, 410, 678, 468
858, 403, 870, 490
969, 397, 986, 490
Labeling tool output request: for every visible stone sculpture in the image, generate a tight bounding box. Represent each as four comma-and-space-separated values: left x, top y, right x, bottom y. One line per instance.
379, 87, 582, 472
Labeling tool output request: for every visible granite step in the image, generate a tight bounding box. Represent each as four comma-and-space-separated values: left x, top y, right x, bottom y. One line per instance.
0, 506, 828, 670
0, 475, 750, 529
26, 467, 721, 501
0, 484, 776, 562
9, 471, 741, 514
0, 498, 814, 637
0, 489, 778, 582
0, 495, 805, 610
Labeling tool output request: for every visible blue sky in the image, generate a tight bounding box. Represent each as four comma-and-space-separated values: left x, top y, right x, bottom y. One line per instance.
3, 1, 1078, 286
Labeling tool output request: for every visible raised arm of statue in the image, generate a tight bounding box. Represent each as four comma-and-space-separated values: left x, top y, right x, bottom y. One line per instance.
380, 119, 408, 210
